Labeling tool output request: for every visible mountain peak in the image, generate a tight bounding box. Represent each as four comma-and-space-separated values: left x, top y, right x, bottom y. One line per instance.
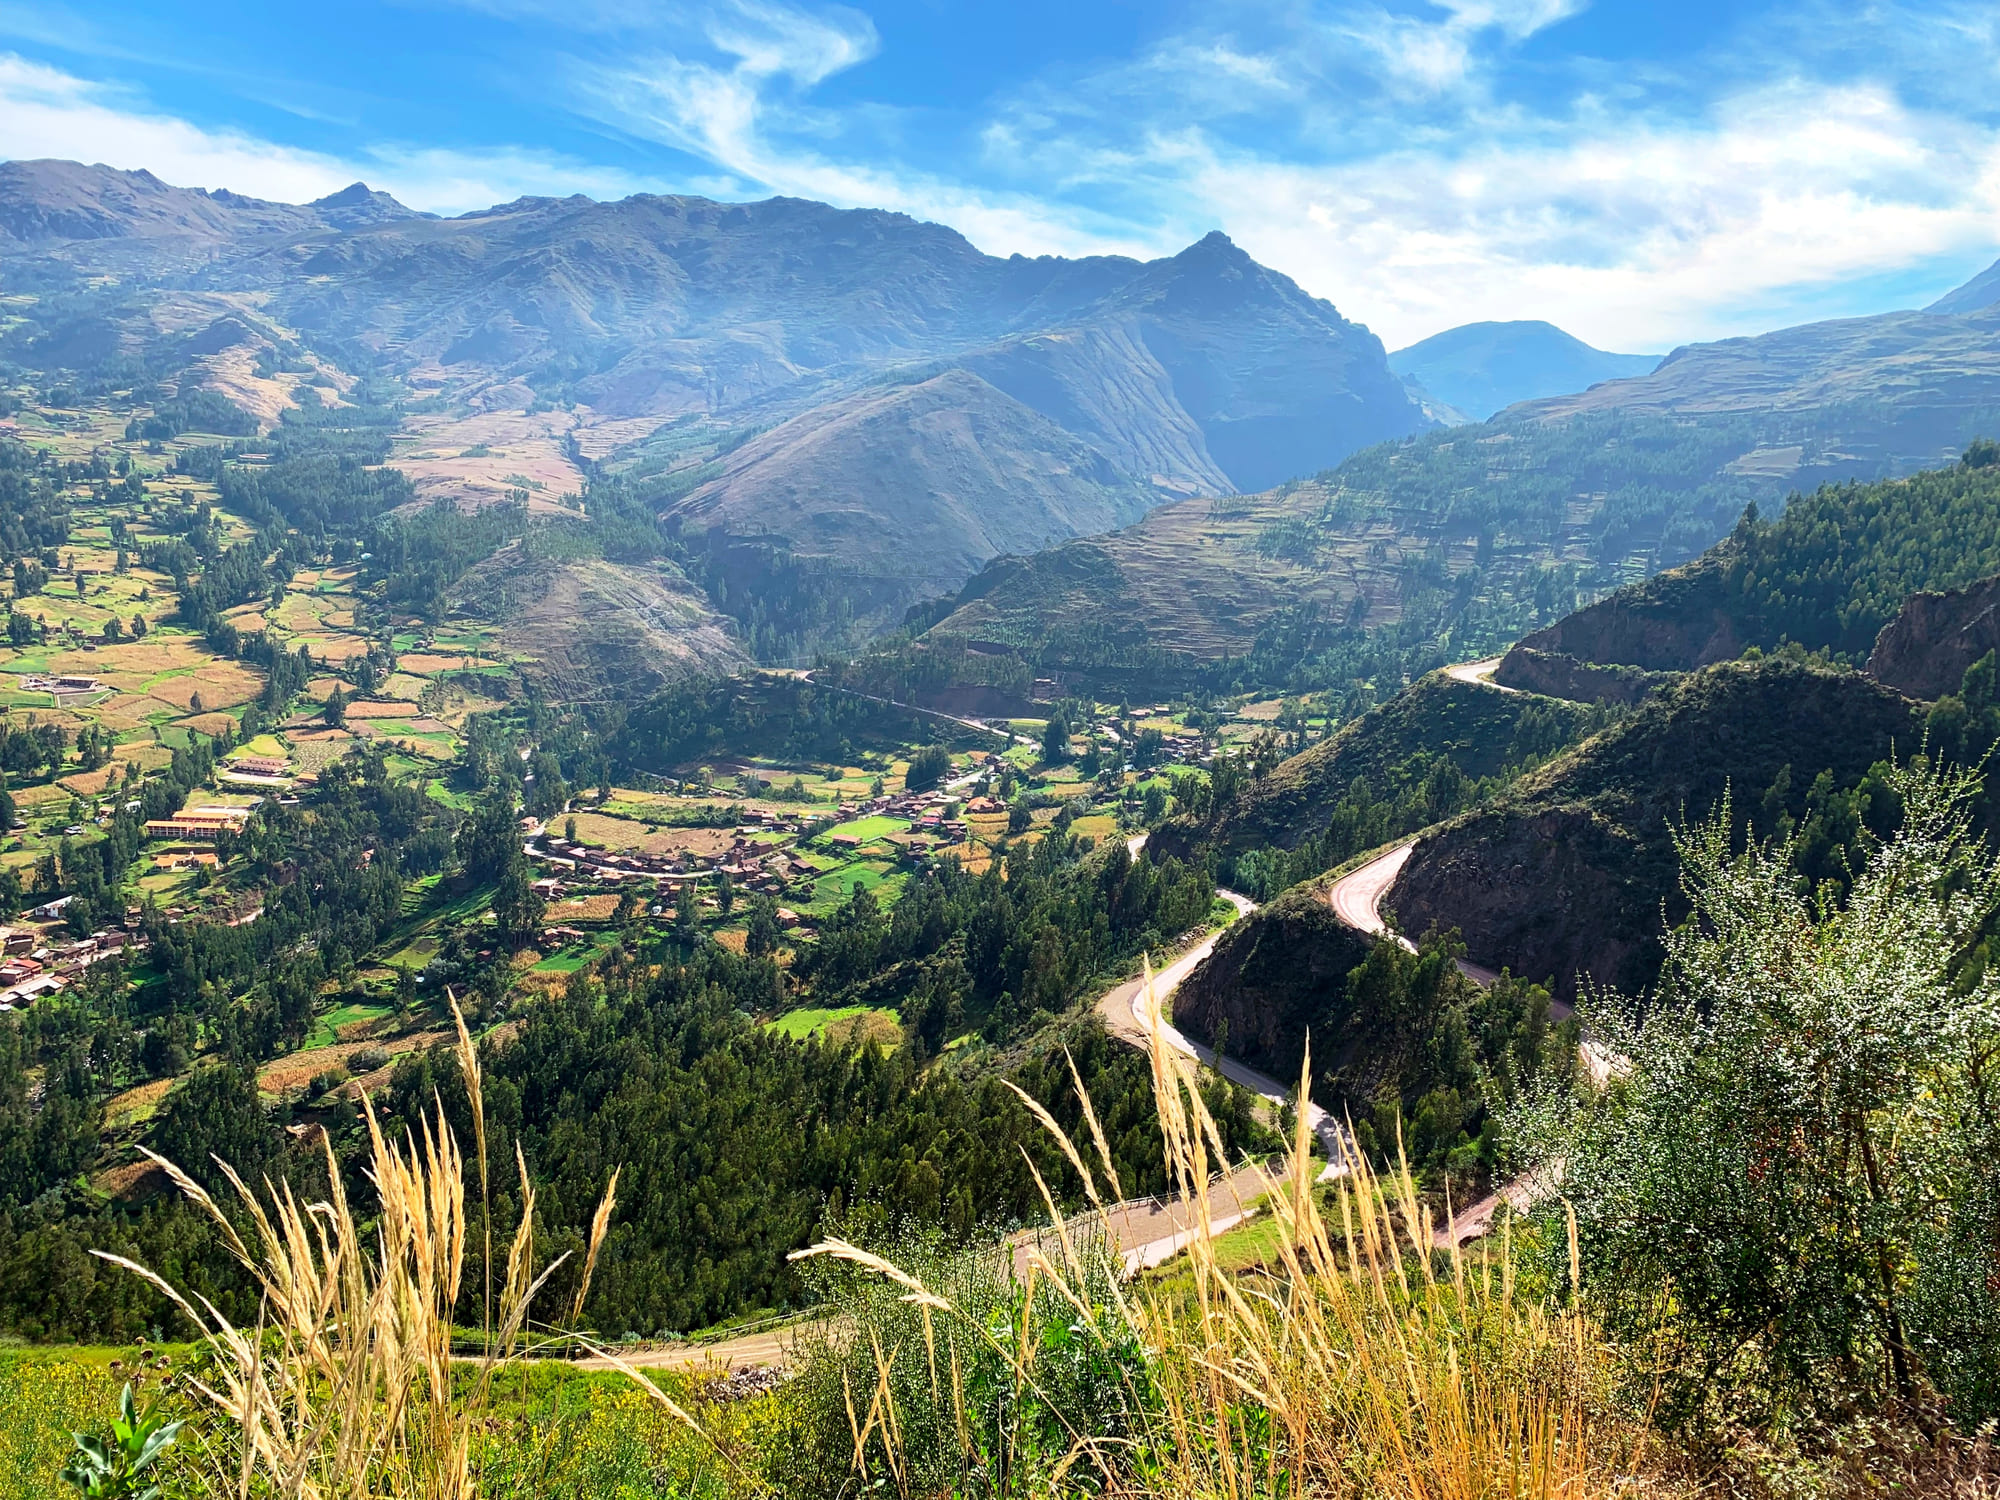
1180, 229, 1249, 262
309, 180, 432, 225
1925, 255, 2000, 316
311, 181, 381, 208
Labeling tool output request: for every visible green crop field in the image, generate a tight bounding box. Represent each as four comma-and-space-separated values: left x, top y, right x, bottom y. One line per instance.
763, 1005, 901, 1045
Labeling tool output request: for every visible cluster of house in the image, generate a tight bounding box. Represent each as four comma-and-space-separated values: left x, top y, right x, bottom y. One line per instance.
527, 823, 807, 899
0, 904, 149, 1010
516, 781, 991, 943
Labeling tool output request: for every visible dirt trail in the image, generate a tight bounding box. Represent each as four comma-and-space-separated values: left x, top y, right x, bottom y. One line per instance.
571, 1325, 799, 1373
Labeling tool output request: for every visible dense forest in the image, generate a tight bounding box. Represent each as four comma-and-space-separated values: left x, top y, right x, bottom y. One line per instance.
384, 944, 1271, 1337
1529, 442, 2000, 669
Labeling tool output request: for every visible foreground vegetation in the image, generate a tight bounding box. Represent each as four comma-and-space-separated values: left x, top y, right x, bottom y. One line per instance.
1, 763, 1990, 1497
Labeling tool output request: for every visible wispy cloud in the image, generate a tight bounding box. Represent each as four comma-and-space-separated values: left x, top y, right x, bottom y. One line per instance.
1338, 0, 1588, 97
0, 52, 353, 201
0, 51, 657, 212
572, 0, 1156, 257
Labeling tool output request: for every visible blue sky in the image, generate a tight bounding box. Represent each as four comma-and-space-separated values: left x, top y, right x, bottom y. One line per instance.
1, 0, 1997, 350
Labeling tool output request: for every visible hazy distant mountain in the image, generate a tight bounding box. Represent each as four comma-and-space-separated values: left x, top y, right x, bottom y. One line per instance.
0, 159, 428, 269
1389, 320, 1658, 421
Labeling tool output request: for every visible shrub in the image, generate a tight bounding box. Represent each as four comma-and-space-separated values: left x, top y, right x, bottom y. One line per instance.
1516, 759, 2000, 1431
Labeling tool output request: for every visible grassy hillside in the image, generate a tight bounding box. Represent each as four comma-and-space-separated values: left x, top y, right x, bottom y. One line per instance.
922, 409, 1783, 694
1518, 303, 2000, 485
669, 369, 1157, 633
1150, 671, 1614, 885
1508, 447, 2000, 676
1386, 657, 1924, 996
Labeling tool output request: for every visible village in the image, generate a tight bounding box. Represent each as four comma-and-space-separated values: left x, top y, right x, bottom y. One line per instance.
0, 901, 147, 1011
516, 769, 994, 942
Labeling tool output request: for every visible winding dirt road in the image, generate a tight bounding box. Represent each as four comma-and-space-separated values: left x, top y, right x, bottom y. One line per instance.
1321, 659, 1628, 1243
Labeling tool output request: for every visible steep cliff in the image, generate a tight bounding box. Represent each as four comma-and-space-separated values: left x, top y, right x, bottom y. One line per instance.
1491, 646, 1674, 704
1865, 572, 2000, 701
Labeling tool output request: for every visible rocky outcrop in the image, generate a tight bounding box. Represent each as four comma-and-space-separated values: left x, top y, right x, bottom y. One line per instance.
1492, 646, 1673, 705
1510, 553, 1746, 672
1172, 886, 1374, 1090
1865, 572, 2000, 701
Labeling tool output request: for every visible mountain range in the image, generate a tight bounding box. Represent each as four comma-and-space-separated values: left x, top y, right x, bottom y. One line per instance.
918, 252, 2000, 687
11, 156, 2000, 669
0, 158, 1431, 629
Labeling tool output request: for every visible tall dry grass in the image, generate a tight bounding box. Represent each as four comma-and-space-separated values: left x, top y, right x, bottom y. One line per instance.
793, 956, 1655, 1499
91, 1000, 638, 1500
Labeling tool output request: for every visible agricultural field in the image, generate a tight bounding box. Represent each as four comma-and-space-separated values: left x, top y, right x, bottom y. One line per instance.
763, 1004, 902, 1048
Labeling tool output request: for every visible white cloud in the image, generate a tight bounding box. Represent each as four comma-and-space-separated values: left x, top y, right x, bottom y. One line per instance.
0, 52, 355, 202
0, 51, 658, 213
576, 10, 1158, 259
706, 0, 877, 86
1191, 81, 2000, 348
1334, 0, 1590, 98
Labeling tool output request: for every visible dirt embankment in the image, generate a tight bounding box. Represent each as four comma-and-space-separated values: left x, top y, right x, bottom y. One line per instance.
1865, 570, 2000, 701
1492, 646, 1673, 705
1171, 886, 1373, 1092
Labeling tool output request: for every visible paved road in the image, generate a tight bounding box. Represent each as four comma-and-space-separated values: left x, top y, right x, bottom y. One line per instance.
1013, 1167, 1269, 1278
1323, 841, 1532, 1245
1094, 889, 1353, 1174
1320, 660, 1630, 1243
573, 1325, 798, 1373
1327, 843, 1502, 989
1444, 656, 1519, 693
